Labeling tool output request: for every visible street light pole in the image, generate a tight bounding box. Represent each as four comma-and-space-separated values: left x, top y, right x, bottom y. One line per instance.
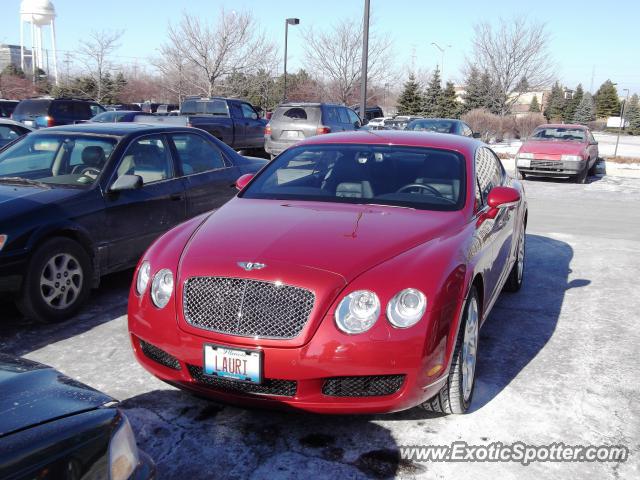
430, 42, 451, 82
283, 17, 300, 103
614, 88, 630, 157
359, 0, 370, 123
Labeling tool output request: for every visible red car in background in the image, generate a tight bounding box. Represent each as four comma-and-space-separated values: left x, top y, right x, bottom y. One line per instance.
128, 131, 528, 415
515, 124, 599, 183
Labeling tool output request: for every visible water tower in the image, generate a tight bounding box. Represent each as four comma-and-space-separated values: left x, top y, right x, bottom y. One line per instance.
20, 0, 58, 84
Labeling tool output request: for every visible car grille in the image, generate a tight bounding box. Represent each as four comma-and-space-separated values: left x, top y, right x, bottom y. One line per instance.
187, 364, 297, 397
183, 277, 315, 339
322, 375, 406, 397
139, 339, 181, 370
531, 160, 563, 170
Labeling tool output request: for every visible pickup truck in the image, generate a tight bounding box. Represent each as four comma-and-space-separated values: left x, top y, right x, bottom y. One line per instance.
138, 97, 266, 153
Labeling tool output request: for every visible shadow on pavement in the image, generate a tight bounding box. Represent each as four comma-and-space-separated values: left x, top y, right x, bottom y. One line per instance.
121, 389, 424, 479
0, 269, 134, 357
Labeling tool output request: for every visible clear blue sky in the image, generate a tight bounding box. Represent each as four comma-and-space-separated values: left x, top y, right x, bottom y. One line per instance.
1, 0, 638, 95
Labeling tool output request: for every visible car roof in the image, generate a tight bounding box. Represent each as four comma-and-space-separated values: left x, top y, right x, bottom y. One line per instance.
277, 102, 347, 108
35, 122, 195, 136
537, 123, 587, 130
297, 130, 481, 152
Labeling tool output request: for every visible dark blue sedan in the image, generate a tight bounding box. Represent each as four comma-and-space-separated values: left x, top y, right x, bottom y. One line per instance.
405, 118, 479, 137
89, 110, 154, 123
0, 123, 265, 322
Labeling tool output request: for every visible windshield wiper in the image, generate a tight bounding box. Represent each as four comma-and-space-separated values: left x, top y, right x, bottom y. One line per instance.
0, 177, 51, 189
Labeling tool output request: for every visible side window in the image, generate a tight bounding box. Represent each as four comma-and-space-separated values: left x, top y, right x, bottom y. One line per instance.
338, 108, 350, 124
475, 147, 502, 205
462, 124, 473, 137
0, 125, 24, 141
170, 133, 225, 175
51, 101, 72, 116
116, 135, 174, 185
206, 100, 229, 116
346, 109, 361, 126
240, 103, 258, 120
89, 104, 104, 116
325, 107, 340, 124
73, 102, 91, 119
587, 131, 596, 143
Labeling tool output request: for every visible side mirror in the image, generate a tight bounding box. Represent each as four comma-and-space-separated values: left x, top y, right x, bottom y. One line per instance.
487, 186, 520, 209
353, 121, 361, 129
472, 132, 481, 138
110, 174, 143, 192
235, 173, 254, 191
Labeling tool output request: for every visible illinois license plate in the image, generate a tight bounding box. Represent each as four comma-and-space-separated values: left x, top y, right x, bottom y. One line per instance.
282, 130, 302, 139
203, 344, 262, 383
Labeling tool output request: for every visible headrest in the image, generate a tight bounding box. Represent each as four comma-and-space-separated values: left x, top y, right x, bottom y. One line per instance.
81, 146, 105, 167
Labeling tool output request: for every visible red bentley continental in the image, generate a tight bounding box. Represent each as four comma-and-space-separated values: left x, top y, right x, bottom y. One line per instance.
128, 131, 528, 414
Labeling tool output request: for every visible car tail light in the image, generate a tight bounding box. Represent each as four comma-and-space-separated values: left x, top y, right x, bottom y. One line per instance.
186, 122, 192, 127
46, 116, 54, 127
316, 126, 331, 135
264, 124, 272, 136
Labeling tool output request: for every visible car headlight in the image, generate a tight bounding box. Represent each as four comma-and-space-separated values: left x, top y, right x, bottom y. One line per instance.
151, 268, 174, 308
561, 154, 583, 161
136, 261, 151, 295
335, 290, 380, 334
386, 288, 427, 328
516, 152, 534, 159
109, 415, 140, 480
0, 234, 6, 252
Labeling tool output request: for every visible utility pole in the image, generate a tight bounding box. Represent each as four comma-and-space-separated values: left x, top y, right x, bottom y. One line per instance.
431, 42, 451, 83
614, 88, 630, 157
283, 18, 300, 102
359, 0, 370, 123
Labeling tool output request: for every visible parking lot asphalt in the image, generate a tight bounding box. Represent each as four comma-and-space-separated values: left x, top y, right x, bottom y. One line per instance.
1, 174, 639, 479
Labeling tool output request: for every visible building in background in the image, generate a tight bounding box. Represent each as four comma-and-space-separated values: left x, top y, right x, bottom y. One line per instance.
0, 44, 32, 74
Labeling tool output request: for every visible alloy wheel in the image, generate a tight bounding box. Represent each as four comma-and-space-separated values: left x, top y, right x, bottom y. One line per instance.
39, 253, 84, 310
461, 295, 479, 402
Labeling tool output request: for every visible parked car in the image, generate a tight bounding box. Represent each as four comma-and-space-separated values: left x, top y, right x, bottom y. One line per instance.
0, 354, 154, 479
383, 116, 423, 130
128, 130, 527, 415
264, 102, 362, 158
0, 118, 32, 148
90, 110, 155, 123
515, 123, 599, 183
156, 104, 179, 115
367, 117, 394, 129
0, 123, 266, 322
0, 100, 19, 118
11, 97, 106, 129
177, 97, 267, 153
405, 118, 478, 137
352, 104, 384, 122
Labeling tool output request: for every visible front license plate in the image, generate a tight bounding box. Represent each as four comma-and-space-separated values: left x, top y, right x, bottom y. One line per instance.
203, 344, 262, 383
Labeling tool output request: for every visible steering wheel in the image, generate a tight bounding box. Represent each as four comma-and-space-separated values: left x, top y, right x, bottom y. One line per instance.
397, 183, 444, 197
78, 166, 101, 177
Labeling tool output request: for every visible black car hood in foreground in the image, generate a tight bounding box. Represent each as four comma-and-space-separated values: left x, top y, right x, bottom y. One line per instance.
0, 355, 113, 437
0, 183, 85, 223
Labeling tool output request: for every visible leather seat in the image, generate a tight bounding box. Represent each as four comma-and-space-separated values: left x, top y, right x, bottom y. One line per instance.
415, 154, 460, 200
323, 153, 374, 199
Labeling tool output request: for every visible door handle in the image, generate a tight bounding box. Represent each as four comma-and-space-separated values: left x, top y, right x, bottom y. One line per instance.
169, 193, 184, 201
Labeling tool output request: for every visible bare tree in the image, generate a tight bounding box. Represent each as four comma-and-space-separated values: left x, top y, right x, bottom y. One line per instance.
302, 18, 395, 105
158, 9, 277, 97
77, 30, 123, 103
470, 17, 554, 115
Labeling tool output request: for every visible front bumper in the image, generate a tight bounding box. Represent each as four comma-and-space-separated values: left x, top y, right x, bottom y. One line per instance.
129, 310, 447, 414
516, 158, 585, 176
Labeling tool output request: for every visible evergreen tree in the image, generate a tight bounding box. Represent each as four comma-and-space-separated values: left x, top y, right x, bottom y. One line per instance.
396, 73, 423, 116
421, 69, 442, 117
573, 92, 596, 124
478, 71, 502, 114
564, 84, 583, 122
529, 95, 541, 112
462, 67, 485, 112
1, 64, 26, 78
626, 94, 640, 135
545, 81, 566, 121
438, 81, 461, 118
594, 80, 621, 118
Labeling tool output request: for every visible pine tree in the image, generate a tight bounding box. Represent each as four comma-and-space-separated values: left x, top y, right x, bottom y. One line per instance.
479, 71, 502, 115
564, 84, 583, 122
545, 81, 566, 121
626, 94, 640, 135
438, 81, 461, 118
462, 67, 485, 112
396, 74, 423, 116
529, 95, 540, 112
573, 92, 596, 124
421, 69, 442, 117
594, 80, 621, 118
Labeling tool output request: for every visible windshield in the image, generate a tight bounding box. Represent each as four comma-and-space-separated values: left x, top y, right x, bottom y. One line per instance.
530, 127, 586, 142
242, 144, 466, 211
0, 134, 118, 188
406, 119, 456, 133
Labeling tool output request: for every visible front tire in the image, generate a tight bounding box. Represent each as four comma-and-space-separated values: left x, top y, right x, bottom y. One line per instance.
504, 220, 526, 292
420, 287, 480, 414
516, 169, 526, 180
574, 166, 587, 184
17, 237, 92, 323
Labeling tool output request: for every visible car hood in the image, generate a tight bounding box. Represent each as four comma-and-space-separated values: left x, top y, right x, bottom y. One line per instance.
519, 140, 585, 155
0, 355, 113, 437
0, 184, 84, 222
180, 198, 461, 283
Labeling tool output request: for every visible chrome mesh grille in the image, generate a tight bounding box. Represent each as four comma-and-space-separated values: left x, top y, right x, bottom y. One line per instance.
188, 364, 297, 397
322, 375, 406, 397
531, 160, 563, 169
183, 277, 315, 339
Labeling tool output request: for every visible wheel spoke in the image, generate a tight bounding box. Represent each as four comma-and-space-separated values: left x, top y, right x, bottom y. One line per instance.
39, 252, 84, 310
